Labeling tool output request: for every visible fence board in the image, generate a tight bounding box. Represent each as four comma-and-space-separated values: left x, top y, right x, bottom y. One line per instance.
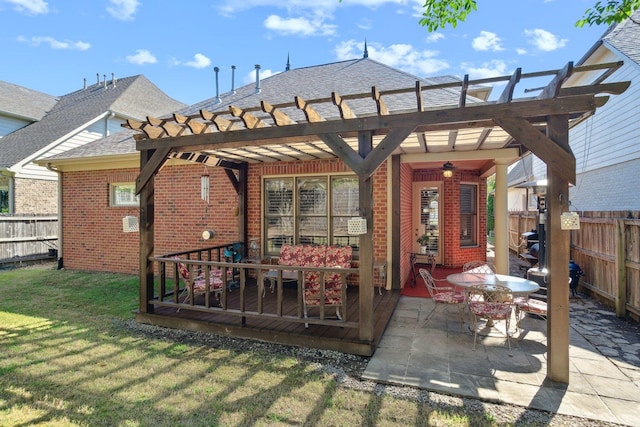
508, 210, 640, 321
0, 216, 58, 262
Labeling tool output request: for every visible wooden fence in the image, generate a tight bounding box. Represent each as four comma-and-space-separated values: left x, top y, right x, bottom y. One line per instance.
0, 216, 58, 264
509, 210, 640, 320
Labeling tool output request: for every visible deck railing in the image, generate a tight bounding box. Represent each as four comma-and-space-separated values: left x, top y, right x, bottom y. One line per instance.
150, 243, 360, 329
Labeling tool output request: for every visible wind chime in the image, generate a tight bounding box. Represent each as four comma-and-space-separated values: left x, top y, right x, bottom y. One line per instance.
201, 166, 210, 204
201, 166, 215, 240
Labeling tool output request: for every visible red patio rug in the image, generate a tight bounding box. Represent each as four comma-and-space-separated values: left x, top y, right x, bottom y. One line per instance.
401, 266, 463, 298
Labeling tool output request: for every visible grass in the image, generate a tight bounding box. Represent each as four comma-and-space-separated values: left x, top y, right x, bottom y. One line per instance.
0, 264, 501, 426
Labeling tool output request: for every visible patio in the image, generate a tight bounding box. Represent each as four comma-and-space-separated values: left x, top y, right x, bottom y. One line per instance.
363, 295, 640, 426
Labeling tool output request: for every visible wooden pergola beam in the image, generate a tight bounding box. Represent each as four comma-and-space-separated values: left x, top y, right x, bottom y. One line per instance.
495, 117, 576, 184
498, 68, 521, 104
539, 62, 574, 99
136, 94, 600, 153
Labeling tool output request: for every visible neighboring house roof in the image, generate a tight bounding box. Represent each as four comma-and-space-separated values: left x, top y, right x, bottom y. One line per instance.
602, 9, 640, 65
575, 9, 640, 67
0, 80, 57, 121
50, 58, 487, 163
0, 75, 185, 169
507, 154, 534, 187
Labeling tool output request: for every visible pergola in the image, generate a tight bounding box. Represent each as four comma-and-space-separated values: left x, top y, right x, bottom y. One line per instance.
128, 60, 628, 383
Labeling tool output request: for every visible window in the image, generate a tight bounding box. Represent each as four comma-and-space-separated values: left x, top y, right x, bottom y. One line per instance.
264, 175, 359, 256
0, 189, 8, 213
460, 184, 477, 246
110, 183, 139, 207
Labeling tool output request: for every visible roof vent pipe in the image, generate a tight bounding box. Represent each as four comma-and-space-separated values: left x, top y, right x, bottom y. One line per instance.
103, 74, 107, 89
83, 78, 87, 89
214, 66, 221, 103
254, 64, 261, 94
111, 73, 117, 88
96, 73, 100, 85
231, 65, 236, 94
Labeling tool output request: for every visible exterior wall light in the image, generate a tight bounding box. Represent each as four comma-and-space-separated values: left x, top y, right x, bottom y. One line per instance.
442, 162, 454, 178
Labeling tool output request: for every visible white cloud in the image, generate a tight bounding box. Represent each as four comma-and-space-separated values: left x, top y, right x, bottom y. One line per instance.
425, 33, 444, 44
472, 31, 504, 52
184, 53, 211, 69
357, 18, 372, 31
461, 60, 508, 79
107, 0, 140, 21
5, 0, 48, 14
264, 14, 336, 36
524, 28, 567, 52
218, 0, 402, 16
242, 68, 280, 85
335, 40, 449, 76
19, 35, 90, 50
126, 49, 157, 65
516, 48, 527, 55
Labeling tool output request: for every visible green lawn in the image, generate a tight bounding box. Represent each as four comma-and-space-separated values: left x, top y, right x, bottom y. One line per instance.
0, 265, 497, 426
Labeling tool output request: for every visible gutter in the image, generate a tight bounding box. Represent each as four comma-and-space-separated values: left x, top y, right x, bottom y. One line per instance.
45, 162, 63, 270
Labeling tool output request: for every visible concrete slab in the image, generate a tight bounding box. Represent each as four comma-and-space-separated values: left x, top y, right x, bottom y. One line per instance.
364, 294, 640, 426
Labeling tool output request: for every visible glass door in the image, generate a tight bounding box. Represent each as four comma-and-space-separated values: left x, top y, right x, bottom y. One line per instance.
413, 183, 442, 264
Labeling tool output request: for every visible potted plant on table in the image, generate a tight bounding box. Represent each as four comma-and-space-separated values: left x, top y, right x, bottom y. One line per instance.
417, 233, 432, 254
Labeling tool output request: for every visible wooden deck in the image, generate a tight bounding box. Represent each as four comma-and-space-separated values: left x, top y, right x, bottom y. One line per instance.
136, 278, 400, 356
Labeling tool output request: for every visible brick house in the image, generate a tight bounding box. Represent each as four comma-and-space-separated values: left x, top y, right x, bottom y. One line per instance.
40, 55, 627, 381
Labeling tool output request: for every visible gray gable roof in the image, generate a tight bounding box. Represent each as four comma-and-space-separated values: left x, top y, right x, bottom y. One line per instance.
603, 9, 640, 65
0, 80, 57, 121
0, 75, 185, 168
48, 58, 482, 162
182, 58, 471, 119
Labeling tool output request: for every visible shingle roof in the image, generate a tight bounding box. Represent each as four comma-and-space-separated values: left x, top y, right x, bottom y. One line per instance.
602, 9, 640, 65
52, 58, 477, 162
0, 75, 185, 168
0, 80, 57, 121
181, 58, 471, 120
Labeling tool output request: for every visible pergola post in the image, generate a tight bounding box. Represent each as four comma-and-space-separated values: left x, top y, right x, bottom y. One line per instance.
358, 131, 374, 342
546, 115, 571, 383
139, 149, 155, 314
493, 160, 509, 274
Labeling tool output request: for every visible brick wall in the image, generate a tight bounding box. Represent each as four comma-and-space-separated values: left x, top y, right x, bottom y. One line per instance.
61, 159, 486, 279
14, 178, 57, 215
61, 165, 238, 274
413, 169, 487, 269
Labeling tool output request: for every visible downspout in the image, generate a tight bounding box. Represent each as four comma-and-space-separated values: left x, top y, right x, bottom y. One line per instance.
45, 162, 63, 269
105, 111, 115, 136
8, 175, 15, 215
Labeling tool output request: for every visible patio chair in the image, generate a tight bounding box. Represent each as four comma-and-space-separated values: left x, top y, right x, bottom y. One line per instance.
514, 286, 547, 331
466, 284, 514, 352
462, 260, 497, 274
419, 268, 466, 330
303, 245, 350, 328
173, 257, 224, 309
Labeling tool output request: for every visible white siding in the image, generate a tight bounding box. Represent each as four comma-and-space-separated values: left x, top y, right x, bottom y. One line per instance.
508, 188, 527, 211
570, 62, 640, 174
0, 115, 30, 137
17, 116, 127, 180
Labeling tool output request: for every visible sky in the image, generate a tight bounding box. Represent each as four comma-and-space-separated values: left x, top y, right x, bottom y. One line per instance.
0, 0, 612, 106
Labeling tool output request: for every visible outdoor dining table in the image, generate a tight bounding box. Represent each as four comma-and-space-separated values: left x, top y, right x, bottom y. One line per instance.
446, 272, 540, 295
447, 272, 541, 329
